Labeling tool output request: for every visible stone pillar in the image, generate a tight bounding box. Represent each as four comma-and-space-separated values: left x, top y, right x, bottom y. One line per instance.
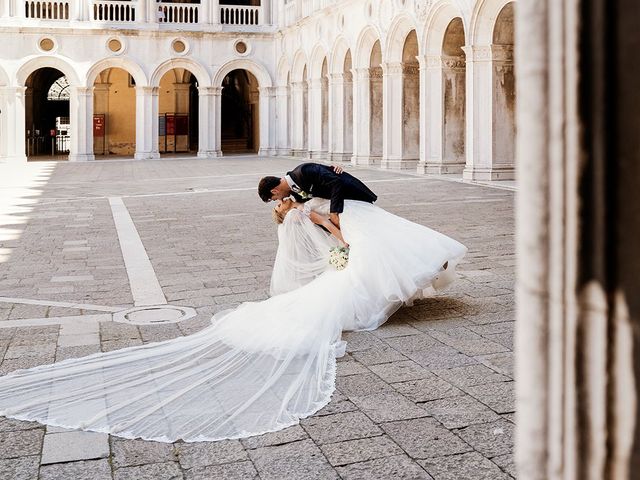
351, 68, 372, 165
199, 0, 209, 25
211, 0, 220, 25
462, 45, 493, 180
258, 86, 276, 156
418, 55, 441, 173
68, 87, 95, 162
0, 87, 26, 162
307, 78, 324, 159
134, 86, 160, 160
381, 62, 403, 169
275, 85, 290, 156
137, 0, 148, 23
290, 81, 306, 157
197, 86, 222, 158
515, 0, 640, 478
328, 73, 346, 162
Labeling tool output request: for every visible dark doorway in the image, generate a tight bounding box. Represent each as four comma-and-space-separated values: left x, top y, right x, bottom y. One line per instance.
221, 69, 259, 154
25, 68, 70, 160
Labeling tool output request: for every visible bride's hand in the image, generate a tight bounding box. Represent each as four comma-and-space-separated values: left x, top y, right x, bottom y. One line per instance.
331, 165, 344, 174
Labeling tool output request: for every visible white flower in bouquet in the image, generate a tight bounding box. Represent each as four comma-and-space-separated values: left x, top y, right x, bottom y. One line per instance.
329, 246, 350, 271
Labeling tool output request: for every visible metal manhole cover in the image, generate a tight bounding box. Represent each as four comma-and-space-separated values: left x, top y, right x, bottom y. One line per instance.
113, 305, 197, 325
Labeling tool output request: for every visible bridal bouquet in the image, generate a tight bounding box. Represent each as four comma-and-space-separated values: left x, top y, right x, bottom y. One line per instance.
329, 246, 350, 270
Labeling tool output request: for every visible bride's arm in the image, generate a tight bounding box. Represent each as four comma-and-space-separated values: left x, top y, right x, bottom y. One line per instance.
307, 211, 348, 247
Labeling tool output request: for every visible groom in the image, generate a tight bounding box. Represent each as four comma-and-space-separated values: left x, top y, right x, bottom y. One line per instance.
258, 162, 377, 227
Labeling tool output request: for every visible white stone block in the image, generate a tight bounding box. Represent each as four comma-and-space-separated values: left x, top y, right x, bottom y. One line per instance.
41, 431, 109, 465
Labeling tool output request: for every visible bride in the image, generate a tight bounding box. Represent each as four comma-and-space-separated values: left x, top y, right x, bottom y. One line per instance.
0, 196, 466, 443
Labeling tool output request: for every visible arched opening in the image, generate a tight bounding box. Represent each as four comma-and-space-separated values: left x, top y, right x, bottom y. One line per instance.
402, 30, 420, 162
342, 50, 354, 160
221, 69, 259, 154
302, 65, 309, 153
369, 40, 383, 163
492, 3, 516, 170
25, 68, 70, 160
442, 17, 466, 167
320, 58, 329, 156
92, 68, 136, 157
158, 68, 199, 156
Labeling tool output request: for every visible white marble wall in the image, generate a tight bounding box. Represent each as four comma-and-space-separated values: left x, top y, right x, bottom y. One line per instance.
0, 0, 518, 179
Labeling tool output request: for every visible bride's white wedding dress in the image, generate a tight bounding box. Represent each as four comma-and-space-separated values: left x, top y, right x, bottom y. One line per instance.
0, 199, 466, 442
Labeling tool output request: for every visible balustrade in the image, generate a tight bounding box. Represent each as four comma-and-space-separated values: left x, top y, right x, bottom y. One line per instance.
158, 3, 199, 25
24, 0, 70, 20
220, 5, 261, 26
92, 1, 136, 22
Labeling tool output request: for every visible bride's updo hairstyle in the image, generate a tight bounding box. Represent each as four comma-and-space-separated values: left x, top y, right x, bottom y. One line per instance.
272, 207, 285, 224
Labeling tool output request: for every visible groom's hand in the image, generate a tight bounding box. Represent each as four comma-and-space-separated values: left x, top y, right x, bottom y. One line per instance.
329, 213, 341, 228
331, 165, 344, 174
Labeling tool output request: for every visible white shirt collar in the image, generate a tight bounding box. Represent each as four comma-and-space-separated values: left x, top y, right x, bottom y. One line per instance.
284, 174, 298, 190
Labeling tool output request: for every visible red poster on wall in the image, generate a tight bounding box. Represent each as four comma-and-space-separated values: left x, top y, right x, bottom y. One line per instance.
166, 115, 176, 135
93, 115, 105, 137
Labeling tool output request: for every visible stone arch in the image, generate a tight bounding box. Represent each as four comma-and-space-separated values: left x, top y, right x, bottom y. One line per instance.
86, 57, 148, 88
17, 56, 81, 87
385, 14, 420, 63
309, 45, 329, 80
213, 59, 272, 89
470, 0, 515, 45
354, 26, 382, 69
423, 0, 467, 55
150, 58, 210, 87
276, 57, 290, 86
328, 36, 351, 75
291, 50, 308, 83
0, 64, 9, 86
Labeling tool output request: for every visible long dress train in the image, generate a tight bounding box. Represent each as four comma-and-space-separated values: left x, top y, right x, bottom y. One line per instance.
0, 199, 466, 442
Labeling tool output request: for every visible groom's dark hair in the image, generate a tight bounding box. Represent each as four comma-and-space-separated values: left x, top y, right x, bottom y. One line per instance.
258, 176, 281, 202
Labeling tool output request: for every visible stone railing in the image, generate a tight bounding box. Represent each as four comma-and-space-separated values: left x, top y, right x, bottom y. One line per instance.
158, 3, 200, 25
219, 5, 262, 26
24, 0, 71, 20
7, 0, 272, 28
92, 0, 136, 22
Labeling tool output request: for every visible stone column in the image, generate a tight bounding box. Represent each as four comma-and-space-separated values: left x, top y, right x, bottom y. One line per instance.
515, 0, 640, 478
134, 86, 160, 160
290, 81, 305, 156
462, 45, 493, 181
199, 0, 209, 25
381, 62, 403, 169
137, 0, 148, 23
0, 87, 26, 162
307, 78, 323, 159
211, 0, 220, 24
351, 68, 372, 165
258, 86, 276, 156
275, 85, 290, 156
328, 72, 345, 162
197, 86, 222, 158
68, 87, 95, 162
417, 55, 441, 173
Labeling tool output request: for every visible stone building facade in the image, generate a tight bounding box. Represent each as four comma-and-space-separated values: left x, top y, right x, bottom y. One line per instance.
0, 0, 516, 180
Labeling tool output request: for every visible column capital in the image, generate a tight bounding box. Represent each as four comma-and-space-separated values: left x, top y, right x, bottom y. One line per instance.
275, 85, 289, 96
442, 54, 466, 70
382, 62, 404, 76
135, 86, 159, 95
259, 86, 277, 96
352, 68, 371, 80
0, 86, 27, 96
72, 86, 94, 97
198, 86, 223, 96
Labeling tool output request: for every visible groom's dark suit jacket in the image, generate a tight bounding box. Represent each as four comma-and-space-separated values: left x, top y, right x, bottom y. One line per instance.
287, 163, 377, 214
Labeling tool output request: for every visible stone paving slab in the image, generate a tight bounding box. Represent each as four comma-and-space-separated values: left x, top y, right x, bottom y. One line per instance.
0, 156, 516, 478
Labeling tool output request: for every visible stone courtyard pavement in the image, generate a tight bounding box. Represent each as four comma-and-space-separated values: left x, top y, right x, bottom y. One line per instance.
0, 156, 516, 480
